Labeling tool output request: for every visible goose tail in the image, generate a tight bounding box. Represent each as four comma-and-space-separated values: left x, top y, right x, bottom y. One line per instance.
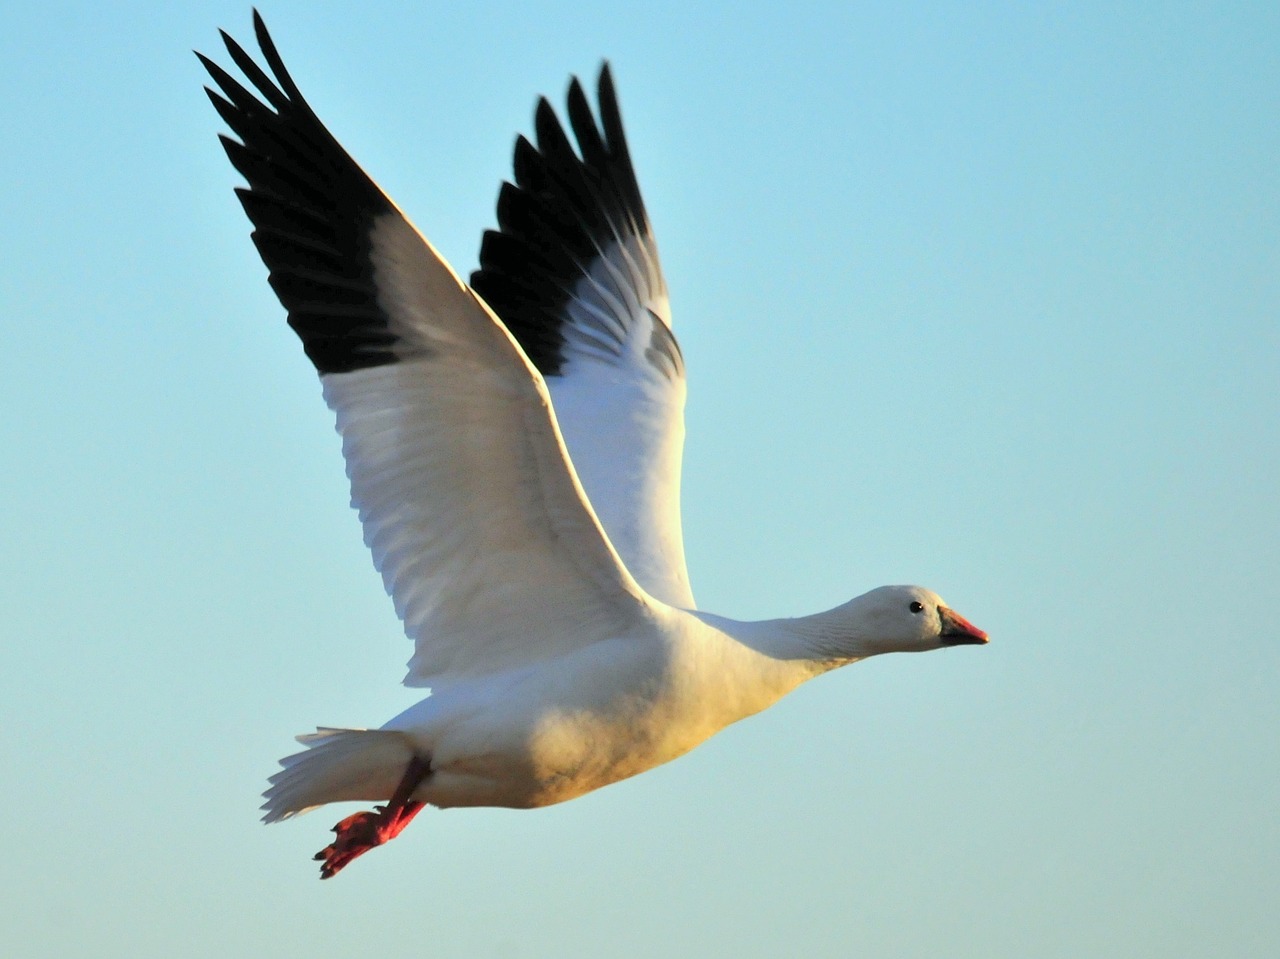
261, 727, 419, 823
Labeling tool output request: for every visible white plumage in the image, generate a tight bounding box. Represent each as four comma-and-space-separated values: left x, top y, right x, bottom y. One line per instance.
201, 12, 987, 878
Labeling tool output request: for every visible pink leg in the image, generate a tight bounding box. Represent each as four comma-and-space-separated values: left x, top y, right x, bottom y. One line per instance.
314, 755, 430, 879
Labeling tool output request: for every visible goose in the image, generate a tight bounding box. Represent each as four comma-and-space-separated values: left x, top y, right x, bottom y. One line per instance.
200, 12, 988, 880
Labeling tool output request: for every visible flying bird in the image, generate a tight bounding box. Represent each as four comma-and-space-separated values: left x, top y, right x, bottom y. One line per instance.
200, 11, 988, 880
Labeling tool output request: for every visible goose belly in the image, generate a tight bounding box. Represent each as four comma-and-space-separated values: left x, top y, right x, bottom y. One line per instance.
412, 643, 733, 809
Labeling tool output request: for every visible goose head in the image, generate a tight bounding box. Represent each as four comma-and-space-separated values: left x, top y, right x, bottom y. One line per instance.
831, 585, 988, 657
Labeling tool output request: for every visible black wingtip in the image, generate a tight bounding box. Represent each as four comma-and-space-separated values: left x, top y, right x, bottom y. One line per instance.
470, 57, 666, 380
597, 63, 616, 104
251, 10, 284, 91
202, 10, 405, 376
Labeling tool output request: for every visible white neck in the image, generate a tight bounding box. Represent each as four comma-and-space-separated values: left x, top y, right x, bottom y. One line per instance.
692, 599, 885, 674
649, 601, 889, 741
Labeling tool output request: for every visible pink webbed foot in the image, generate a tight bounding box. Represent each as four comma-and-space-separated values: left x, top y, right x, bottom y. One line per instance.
314, 800, 425, 879
313, 755, 430, 879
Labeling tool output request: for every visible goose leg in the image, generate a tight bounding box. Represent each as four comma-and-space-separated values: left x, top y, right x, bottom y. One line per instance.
314, 754, 431, 879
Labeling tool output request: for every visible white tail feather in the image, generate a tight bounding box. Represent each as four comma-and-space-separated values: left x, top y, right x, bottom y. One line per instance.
261, 727, 419, 823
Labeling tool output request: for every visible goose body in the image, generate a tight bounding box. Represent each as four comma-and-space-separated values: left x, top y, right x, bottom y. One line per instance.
201, 13, 987, 878
383, 609, 806, 811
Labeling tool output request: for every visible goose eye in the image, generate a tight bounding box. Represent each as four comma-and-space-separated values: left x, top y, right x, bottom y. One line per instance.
909, 601, 925, 614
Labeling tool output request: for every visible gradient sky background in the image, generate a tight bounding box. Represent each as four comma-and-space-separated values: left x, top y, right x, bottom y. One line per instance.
3, 2, 1277, 956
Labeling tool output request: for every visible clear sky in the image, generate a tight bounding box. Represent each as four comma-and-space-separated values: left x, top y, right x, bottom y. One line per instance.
3, 2, 1277, 956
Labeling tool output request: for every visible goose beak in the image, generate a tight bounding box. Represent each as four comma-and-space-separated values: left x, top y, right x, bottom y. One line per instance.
938, 606, 988, 646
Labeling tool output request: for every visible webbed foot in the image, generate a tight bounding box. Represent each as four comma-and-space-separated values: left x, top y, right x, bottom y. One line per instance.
314, 800, 425, 878
312, 755, 431, 879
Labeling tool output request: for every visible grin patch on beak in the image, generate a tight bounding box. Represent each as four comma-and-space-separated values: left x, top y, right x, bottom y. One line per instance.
938, 606, 988, 646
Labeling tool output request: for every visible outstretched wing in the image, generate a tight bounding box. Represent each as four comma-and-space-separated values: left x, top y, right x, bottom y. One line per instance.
201, 13, 655, 689
470, 69, 694, 610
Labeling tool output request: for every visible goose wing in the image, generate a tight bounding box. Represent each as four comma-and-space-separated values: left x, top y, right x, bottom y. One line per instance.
201, 13, 655, 689
471, 69, 694, 609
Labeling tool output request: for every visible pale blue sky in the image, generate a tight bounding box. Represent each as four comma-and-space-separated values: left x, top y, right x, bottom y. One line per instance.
3, 2, 1277, 956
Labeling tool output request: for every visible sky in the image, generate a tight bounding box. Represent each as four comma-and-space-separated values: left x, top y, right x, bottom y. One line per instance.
2, 1, 1277, 956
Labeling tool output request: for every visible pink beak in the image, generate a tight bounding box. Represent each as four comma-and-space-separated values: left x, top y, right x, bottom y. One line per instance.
938, 606, 988, 646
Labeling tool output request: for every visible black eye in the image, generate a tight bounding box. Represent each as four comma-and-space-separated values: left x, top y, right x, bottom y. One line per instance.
909, 601, 925, 614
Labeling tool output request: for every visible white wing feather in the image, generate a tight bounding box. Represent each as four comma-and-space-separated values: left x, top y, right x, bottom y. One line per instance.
547, 237, 693, 609
469, 74, 695, 610
333, 214, 653, 688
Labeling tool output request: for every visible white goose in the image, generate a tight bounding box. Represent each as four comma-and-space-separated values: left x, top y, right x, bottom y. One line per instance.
201, 12, 988, 879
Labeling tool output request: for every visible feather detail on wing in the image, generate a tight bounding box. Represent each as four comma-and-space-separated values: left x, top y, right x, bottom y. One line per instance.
202, 12, 655, 688
471, 69, 694, 609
